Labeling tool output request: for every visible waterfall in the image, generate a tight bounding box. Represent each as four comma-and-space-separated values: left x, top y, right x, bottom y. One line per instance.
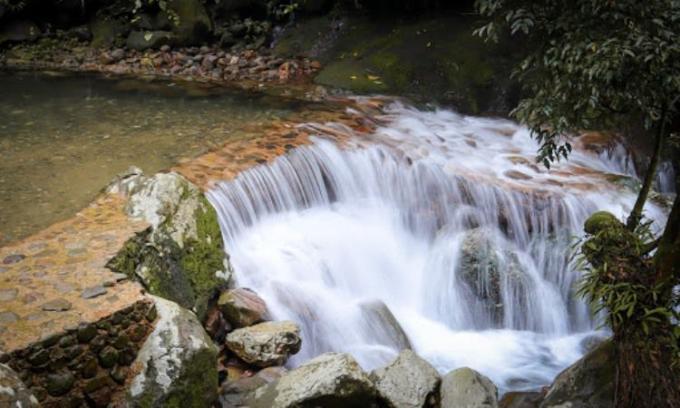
207, 103, 669, 392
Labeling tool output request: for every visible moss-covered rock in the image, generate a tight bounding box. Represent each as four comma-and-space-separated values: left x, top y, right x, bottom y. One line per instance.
167, 0, 213, 45
126, 296, 219, 408
107, 172, 232, 322
583, 211, 623, 235
540, 340, 614, 408
274, 15, 520, 114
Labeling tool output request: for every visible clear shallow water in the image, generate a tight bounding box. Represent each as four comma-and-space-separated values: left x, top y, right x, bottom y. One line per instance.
0, 71, 305, 245
208, 103, 670, 392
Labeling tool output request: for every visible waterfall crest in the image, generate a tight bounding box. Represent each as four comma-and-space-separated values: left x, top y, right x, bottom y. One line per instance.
207, 103, 669, 391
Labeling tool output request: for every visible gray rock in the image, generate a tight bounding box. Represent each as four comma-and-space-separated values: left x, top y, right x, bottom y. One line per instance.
42, 298, 72, 311
440, 367, 498, 408
249, 352, 385, 408
126, 296, 219, 407
107, 172, 231, 321
0, 363, 39, 407
218, 288, 269, 328
358, 300, 412, 351
226, 321, 301, 367
370, 350, 440, 408
81, 285, 108, 299
540, 341, 614, 408
457, 228, 529, 326
105, 166, 145, 196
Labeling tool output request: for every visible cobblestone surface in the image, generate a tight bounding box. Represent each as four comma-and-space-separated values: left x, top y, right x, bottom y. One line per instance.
0, 196, 149, 353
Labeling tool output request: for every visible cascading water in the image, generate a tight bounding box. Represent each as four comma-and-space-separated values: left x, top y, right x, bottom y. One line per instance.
207, 102, 670, 392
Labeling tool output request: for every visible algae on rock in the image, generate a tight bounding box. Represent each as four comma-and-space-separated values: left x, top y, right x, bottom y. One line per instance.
107, 172, 232, 322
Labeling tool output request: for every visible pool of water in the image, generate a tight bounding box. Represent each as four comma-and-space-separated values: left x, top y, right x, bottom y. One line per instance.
0, 70, 306, 245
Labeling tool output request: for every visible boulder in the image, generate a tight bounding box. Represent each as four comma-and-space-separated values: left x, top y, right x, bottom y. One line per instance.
226, 321, 301, 367
127, 30, 176, 51
167, 0, 213, 45
249, 352, 386, 407
358, 300, 412, 351
218, 288, 269, 328
126, 296, 219, 407
456, 227, 529, 326
440, 367, 498, 408
0, 363, 39, 407
107, 171, 232, 321
0, 20, 40, 45
90, 14, 130, 48
370, 350, 440, 408
540, 340, 614, 408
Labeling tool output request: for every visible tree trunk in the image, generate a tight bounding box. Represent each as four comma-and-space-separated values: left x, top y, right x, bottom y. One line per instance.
654, 177, 680, 283
626, 115, 666, 231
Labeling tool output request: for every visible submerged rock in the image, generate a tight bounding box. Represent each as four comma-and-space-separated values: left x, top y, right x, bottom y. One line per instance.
218, 288, 269, 328
126, 296, 218, 407
370, 350, 440, 408
0, 363, 40, 407
440, 367, 498, 408
457, 227, 529, 326
358, 300, 412, 351
107, 171, 232, 321
249, 352, 386, 408
226, 321, 301, 367
540, 340, 614, 408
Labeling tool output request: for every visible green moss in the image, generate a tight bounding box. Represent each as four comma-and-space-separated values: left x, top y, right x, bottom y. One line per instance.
163, 346, 218, 408
584, 211, 624, 235
180, 195, 227, 320
105, 231, 147, 277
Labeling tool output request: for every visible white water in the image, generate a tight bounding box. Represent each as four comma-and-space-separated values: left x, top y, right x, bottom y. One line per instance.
208, 103, 670, 392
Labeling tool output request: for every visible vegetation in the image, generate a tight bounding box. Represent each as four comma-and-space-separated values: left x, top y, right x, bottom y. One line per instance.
475, 1, 680, 406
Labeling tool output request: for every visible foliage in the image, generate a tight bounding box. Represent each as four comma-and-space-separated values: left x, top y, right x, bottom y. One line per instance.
0, 0, 26, 12
474, 0, 680, 168
132, 0, 180, 26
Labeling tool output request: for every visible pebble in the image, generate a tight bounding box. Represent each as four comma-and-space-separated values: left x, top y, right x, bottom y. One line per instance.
3, 254, 25, 264
54, 281, 76, 294
0, 311, 19, 324
0, 288, 18, 302
42, 299, 73, 312
81, 285, 108, 299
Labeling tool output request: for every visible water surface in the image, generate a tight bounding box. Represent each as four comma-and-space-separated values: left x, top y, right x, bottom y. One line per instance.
0, 71, 304, 245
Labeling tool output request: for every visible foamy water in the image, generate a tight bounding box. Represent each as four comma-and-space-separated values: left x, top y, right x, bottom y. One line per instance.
208, 102, 670, 392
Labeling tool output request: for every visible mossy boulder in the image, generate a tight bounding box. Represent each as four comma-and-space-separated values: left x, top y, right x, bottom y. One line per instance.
583, 211, 623, 235
90, 14, 130, 48
127, 296, 219, 408
540, 340, 614, 408
167, 0, 213, 45
107, 171, 232, 321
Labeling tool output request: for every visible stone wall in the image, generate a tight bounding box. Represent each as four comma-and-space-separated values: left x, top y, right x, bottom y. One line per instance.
0, 299, 156, 407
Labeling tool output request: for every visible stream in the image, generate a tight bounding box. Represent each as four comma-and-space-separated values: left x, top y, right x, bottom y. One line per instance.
208, 102, 671, 393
